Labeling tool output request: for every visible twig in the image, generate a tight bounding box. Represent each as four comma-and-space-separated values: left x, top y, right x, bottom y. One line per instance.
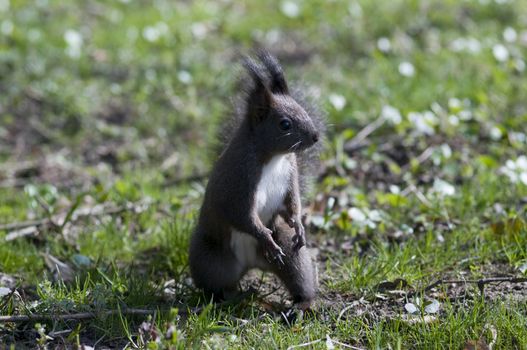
401, 146, 436, 171
344, 116, 386, 153
0, 309, 157, 323
0, 306, 202, 324
484, 323, 497, 350
161, 173, 208, 188
337, 300, 361, 323
286, 338, 321, 350
0, 219, 47, 232
331, 339, 366, 350
1, 201, 150, 235
412, 276, 527, 297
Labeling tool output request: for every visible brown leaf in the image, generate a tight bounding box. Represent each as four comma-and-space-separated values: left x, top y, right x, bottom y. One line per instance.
464, 339, 490, 350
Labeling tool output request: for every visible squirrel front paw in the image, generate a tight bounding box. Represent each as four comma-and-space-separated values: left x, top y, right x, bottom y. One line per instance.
284, 216, 306, 251
261, 231, 286, 265
291, 220, 306, 251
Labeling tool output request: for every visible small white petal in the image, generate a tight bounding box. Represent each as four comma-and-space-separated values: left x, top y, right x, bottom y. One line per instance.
504, 27, 517, 42
424, 299, 440, 314
280, 1, 300, 18
326, 334, 335, 350
0, 287, 11, 297
377, 37, 391, 52
448, 114, 459, 126
517, 156, 527, 171
509, 132, 526, 143
143, 26, 160, 42
329, 94, 346, 111
440, 144, 452, 158
432, 179, 456, 197
398, 61, 415, 77
368, 210, 382, 222
448, 98, 462, 110
405, 303, 418, 314
64, 29, 83, 58
458, 110, 472, 120
177, 70, 192, 84
389, 185, 400, 194
490, 126, 502, 140
381, 105, 402, 124
191, 22, 208, 39
348, 207, 367, 223
493, 44, 509, 62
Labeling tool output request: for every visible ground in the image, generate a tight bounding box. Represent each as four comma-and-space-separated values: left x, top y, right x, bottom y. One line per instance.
1, 0, 527, 348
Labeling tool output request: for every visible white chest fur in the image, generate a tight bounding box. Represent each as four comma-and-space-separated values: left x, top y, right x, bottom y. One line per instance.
230, 154, 292, 269
255, 154, 292, 224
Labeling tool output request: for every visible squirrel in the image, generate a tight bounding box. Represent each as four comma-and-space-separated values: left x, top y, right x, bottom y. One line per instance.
189, 51, 324, 310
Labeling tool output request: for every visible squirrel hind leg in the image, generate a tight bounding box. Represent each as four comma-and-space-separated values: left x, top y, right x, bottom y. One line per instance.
270, 219, 318, 310
189, 234, 245, 302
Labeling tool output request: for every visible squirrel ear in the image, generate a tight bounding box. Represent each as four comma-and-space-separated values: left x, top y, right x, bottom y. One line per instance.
257, 51, 289, 94
243, 57, 273, 123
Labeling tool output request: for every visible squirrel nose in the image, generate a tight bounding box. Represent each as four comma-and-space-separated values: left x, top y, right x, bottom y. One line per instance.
312, 132, 319, 143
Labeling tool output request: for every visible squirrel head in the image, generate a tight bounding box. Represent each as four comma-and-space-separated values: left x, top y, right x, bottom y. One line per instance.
242, 52, 319, 156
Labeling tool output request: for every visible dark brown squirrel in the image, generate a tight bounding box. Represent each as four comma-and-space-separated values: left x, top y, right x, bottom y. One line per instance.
189, 51, 324, 310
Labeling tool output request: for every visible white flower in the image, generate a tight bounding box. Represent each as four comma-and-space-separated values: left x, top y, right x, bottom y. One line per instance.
329, 94, 346, 111
432, 179, 456, 197
449, 37, 481, 53
517, 155, 527, 170
348, 207, 366, 223
408, 111, 437, 135
448, 114, 460, 126
500, 156, 527, 185
458, 110, 472, 120
381, 105, 402, 124
448, 98, 462, 110
440, 144, 452, 158
398, 61, 415, 77
377, 37, 391, 52
503, 27, 517, 42
493, 44, 509, 62
389, 185, 400, 194
490, 126, 502, 140
510, 132, 526, 143
143, 22, 168, 42
191, 22, 208, 39
64, 29, 83, 58
177, 70, 192, 84
280, 1, 300, 18
368, 210, 382, 222
143, 26, 160, 42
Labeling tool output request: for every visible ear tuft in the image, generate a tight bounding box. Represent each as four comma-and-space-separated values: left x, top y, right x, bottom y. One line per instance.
242, 57, 266, 89
257, 50, 289, 94
242, 56, 273, 123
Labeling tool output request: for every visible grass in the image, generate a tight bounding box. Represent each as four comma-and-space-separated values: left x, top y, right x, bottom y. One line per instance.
1, 0, 527, 348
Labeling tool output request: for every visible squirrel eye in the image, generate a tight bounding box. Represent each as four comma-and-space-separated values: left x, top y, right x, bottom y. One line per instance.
279, 118, 292, 131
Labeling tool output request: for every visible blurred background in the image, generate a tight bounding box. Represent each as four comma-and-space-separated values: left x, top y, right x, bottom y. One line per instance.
1, 0, 527, 348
